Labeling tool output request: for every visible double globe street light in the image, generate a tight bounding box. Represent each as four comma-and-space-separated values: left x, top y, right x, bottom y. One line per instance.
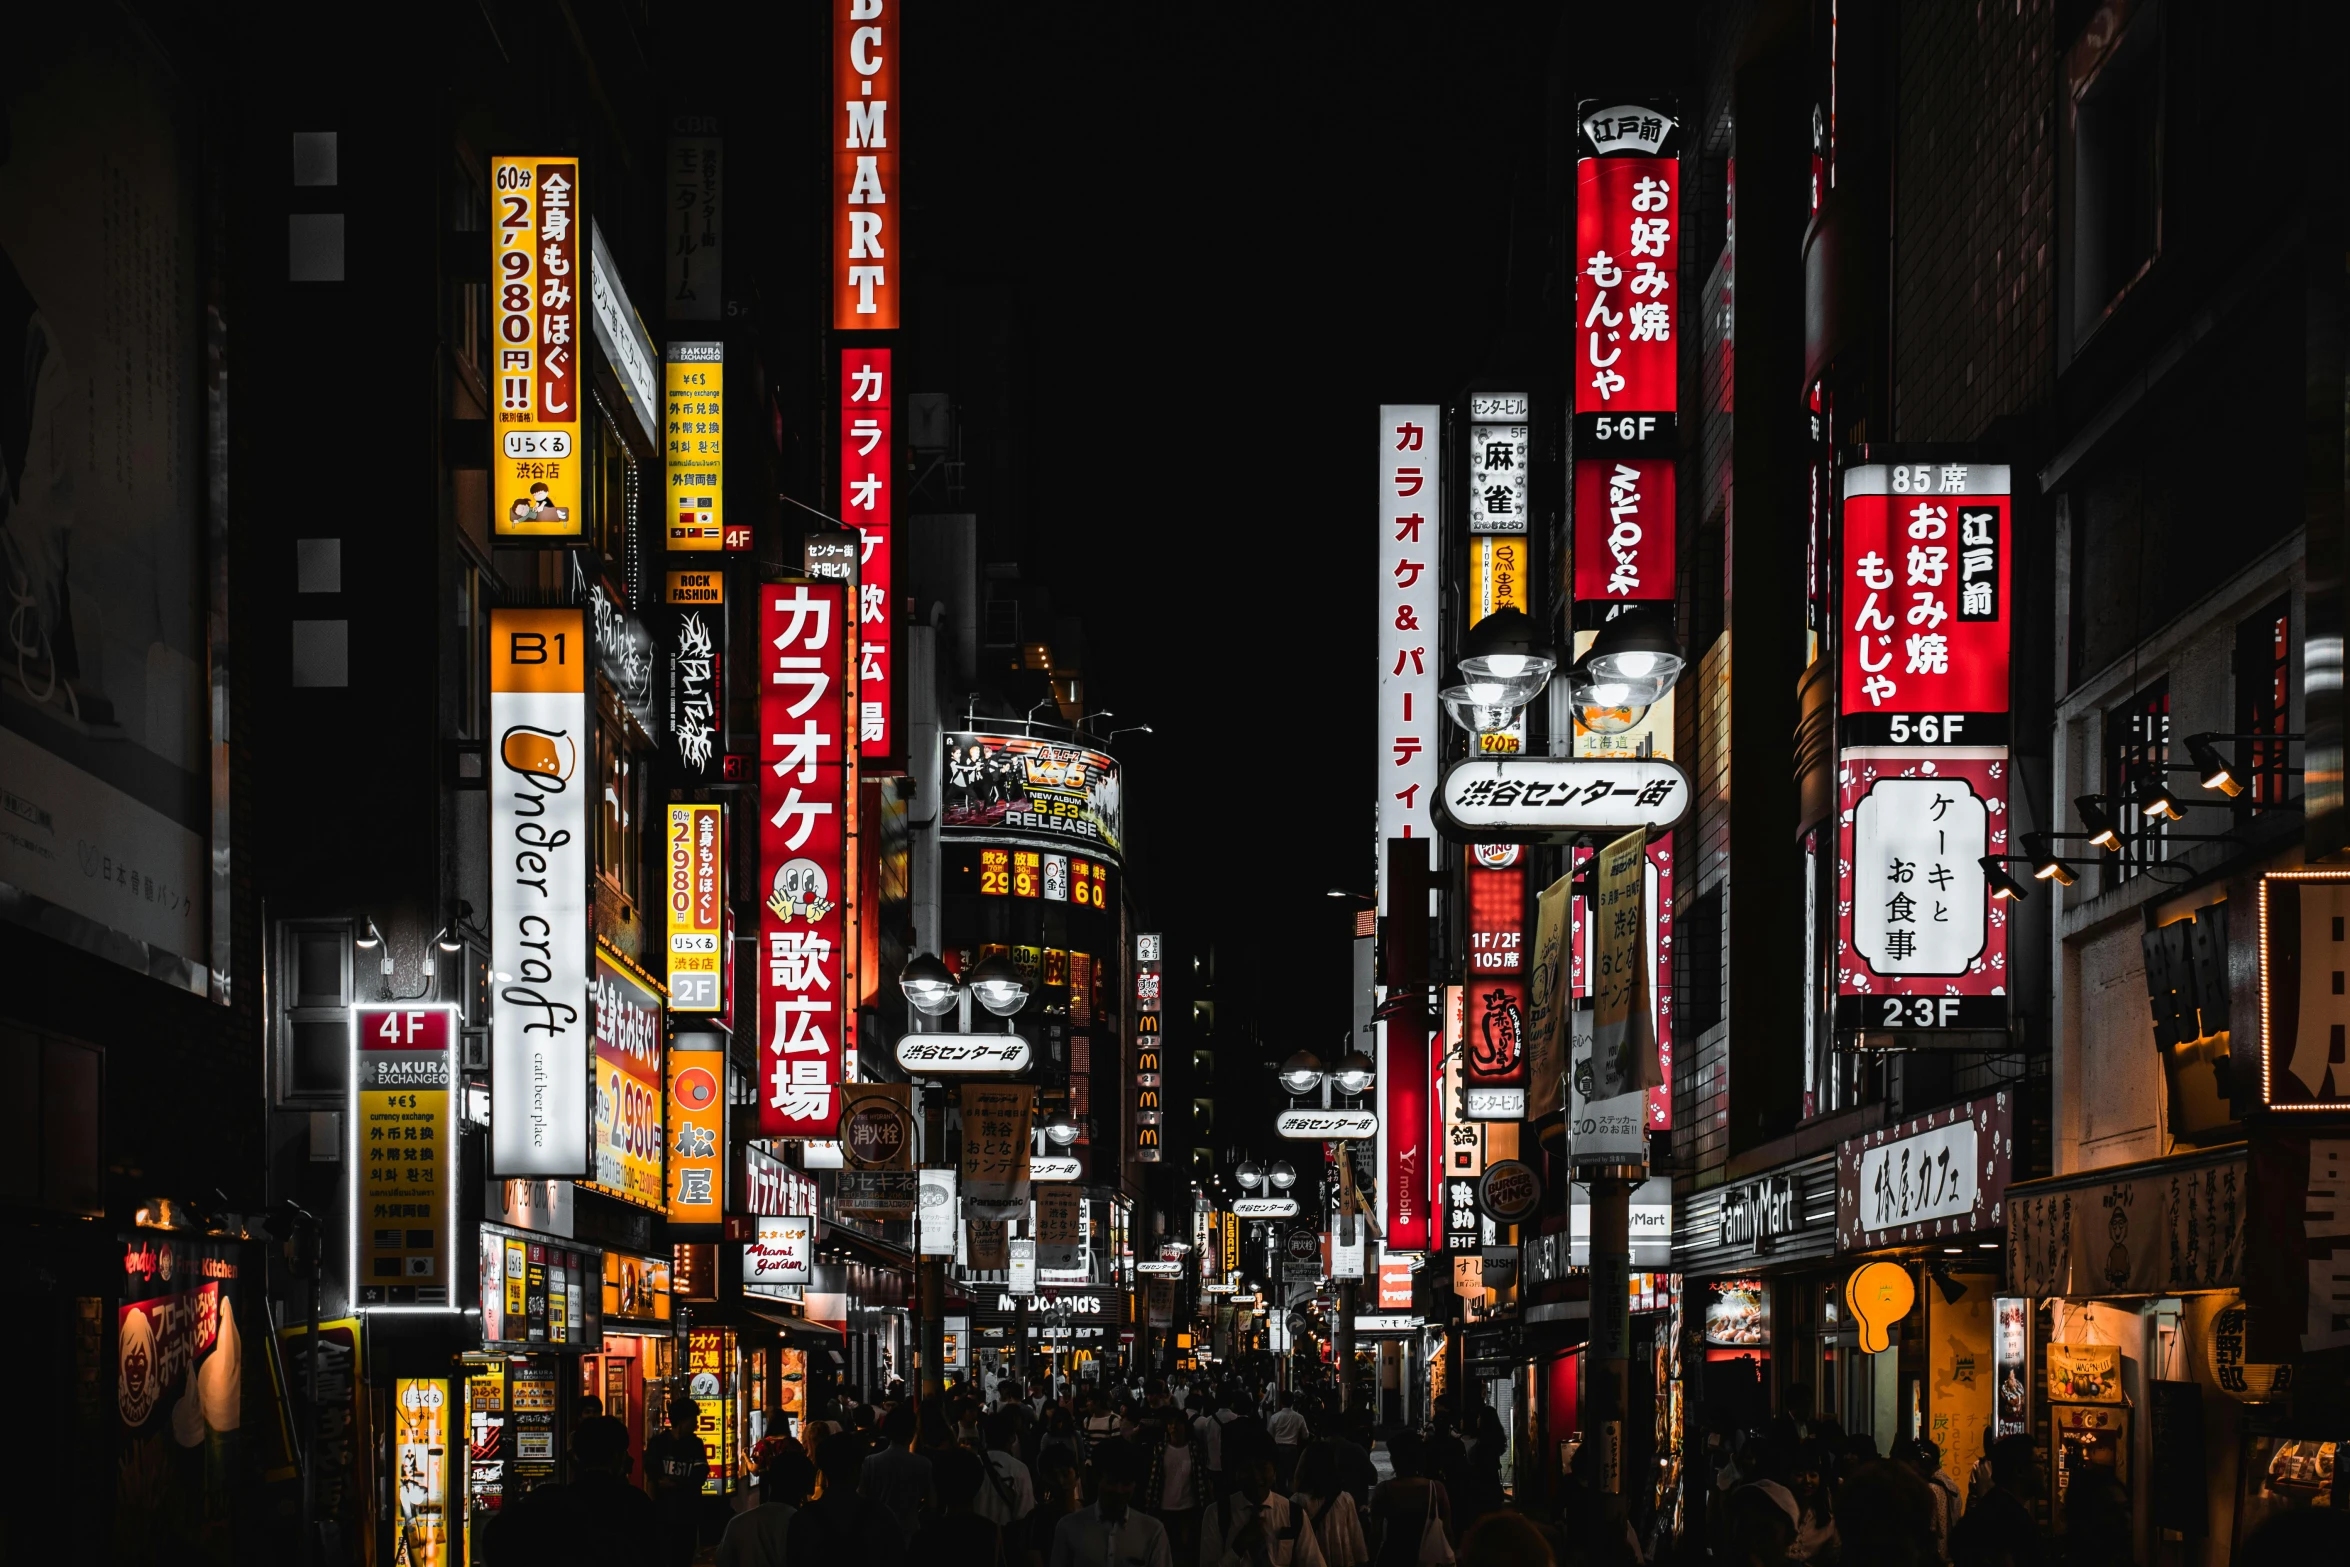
898, 950, 1030, 1030
1438, 605, 1686, 741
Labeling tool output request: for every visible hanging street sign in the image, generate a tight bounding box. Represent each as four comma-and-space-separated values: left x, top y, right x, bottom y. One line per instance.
1234, 1197, 1301, 1218
1434, 756, 1691, 842
1276, 1108, 1379, 1141
895, 1035, 1033, 1074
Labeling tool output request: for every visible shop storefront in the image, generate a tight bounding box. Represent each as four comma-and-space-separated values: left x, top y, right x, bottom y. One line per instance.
460, 1222, 607, 1555
1674, 1152, 1841, 1433
584, 1248, 676, 1479
1827, 1089, 2016, 1474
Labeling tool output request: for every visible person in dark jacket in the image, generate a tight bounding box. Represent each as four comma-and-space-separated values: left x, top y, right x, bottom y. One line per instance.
490, 1415, 663, 1563
792, 1431, 909, 1565
909, 1445, 1011, 1567
1948, 1435, 2045, 1567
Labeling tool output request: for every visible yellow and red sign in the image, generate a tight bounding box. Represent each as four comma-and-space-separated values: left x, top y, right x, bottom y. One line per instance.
491, 157, 582, 536
393, 1378, 451, 1567
589, 950, 666, 1210
834, 2, 899, 328
666, 803, 724, 1011
665, 343, 726, 550
666, 1041, 725, 1225
352, 1005, 458, 1307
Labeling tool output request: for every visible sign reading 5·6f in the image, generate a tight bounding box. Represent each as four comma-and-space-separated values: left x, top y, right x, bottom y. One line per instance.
492, 158, 582, 537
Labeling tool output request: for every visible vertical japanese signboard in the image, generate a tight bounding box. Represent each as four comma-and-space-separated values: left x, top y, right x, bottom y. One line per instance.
834, 0, 898, 327
1465, 849, 1528, 1119
666, 572, 724, 783
665, 342, 724, 550
1135, 933, 1163, 1163
491, 157, 581, 537
842, 349, 894, 758
665, 121, 722, 323
962, 1084, 1034, 1206
1467, 394, 1530, 535
588, 951, 666, 1210
1835, 462, 2012, 1036
1378, 406, 1441, 880
490, 610, 590, 1177
759, 583, 849, 1136
666, 1040, 724, 1224
351, 1004, 458, 1307
666, 803, 724, 1011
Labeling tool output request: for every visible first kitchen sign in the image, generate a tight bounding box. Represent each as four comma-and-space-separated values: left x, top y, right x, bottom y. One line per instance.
1435, 756, 1690, 842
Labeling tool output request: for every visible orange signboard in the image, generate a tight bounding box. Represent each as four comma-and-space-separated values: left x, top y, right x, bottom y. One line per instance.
833, 0, 899, 328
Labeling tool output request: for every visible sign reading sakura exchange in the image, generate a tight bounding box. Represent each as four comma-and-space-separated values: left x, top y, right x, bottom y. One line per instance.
1436, 756, 1690, 841
759, 583, 849, 1137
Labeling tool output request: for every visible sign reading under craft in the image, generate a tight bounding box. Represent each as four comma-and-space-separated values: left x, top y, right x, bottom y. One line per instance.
1276, 1108, 1379, 1141
1434, 756, 1691, 842
895, 1035, 1033, 1074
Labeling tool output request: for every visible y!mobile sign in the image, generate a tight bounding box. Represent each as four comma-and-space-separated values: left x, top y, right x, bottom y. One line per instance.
490, 610, 590, 1177
842, 349, 893, 758
760, 583, 850, 1138
834, 0, 898, 328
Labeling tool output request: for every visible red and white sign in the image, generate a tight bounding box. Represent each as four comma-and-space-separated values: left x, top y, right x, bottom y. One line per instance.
1835, 749, 2009, 1030
1574, 153, 1677, 415
759, 582, 850, 1138
1378, 406, 1440, 871
1573, 458, 1677, 603
745, 1144, 820, 1216
745, 1216, 813, 1286
1378, 1257, 1414, 1310
1838, 464, 2010, 723
833, 0, 898, 328
1465, 855, 1527, 1108
841, 348, 893, 758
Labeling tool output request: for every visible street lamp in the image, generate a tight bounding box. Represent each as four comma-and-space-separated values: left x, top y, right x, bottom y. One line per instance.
1331, 1051, 1376, 1096
1276, 1052, 1326, 1096
966, 953, 1031, 1017
898, 952, 963, 1016
1582, 607, 1686, 708
1043, 1110, 1080, 1147
1267, 1161, 1297, 1191
1235, 1160, 1265, 1190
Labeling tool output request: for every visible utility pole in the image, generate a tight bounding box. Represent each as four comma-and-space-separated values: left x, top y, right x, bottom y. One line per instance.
919, 1086, 946, 1401
1586, 1163, 1640, 1497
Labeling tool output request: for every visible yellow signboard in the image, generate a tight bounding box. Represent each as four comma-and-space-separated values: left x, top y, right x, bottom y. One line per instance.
393, 1378, 451, 1567
491, 157, 583, 537
666, 569, 725, 606
666, 803, 724, 1010
352, 1005, 458, 1306
1472, 535, 1529, 624
666, 342, 724, 550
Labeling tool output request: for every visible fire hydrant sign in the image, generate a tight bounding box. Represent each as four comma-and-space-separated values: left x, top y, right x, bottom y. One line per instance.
352, 1004, 458, 1308
1435, 756, 1690, 841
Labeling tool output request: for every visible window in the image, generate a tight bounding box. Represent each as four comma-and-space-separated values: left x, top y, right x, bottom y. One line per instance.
278, 919, 354, 1099
449, 156, 487, 384
1677, 885, 1725, 1039
2103, 678, 2170, 884
2234, 597, 2293, 820
595, 412, 635, 565
596, 705, 646, 914
2066, 4, 2162, 345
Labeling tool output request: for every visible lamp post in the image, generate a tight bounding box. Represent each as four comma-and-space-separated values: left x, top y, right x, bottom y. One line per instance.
1274, 1047, 1376, 1411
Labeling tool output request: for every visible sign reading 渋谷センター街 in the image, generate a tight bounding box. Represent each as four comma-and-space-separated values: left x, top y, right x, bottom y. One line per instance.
759, 583, 850, 1139
492, 158, 582, 538
352, 1005, 458, 1305
1435, 756, 1690, 841
1835, 751, 2009, 1034
489, 610, 590, 1177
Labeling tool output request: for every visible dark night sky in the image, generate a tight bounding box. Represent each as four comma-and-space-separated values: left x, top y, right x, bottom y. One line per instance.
905, 5, 1563, 1061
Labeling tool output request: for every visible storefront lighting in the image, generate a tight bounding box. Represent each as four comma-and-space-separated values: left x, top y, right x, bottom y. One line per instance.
1331, 1052, 1376, 1095
1979, 856, 2030, 903
1266, 1160, 1297, 1190
2186, 733, 2244, 797
1235, 1161, 1265, 1190
2136, 778, 2189, 822
435, 926, 462, 952
1277, 1052, 1326, 1096
2075, 796, 2123, 852
898, 952, 963, 1016
2022, 833, 2078, 887
965, 953, 1030, 1017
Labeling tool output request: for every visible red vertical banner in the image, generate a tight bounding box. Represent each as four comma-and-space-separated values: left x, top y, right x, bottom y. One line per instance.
1464, 851, 1529, 1116
841, 349, 893, 759
1384, 1003, 1430, 1252
1572, 458, 1677, 604
759, 582, 849, 1138
833, 0, 899, 328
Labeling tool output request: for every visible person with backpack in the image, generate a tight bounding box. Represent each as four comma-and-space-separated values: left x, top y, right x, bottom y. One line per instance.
973, 1405, 1040, 1532
1202, 1454, 1327, 1567
1366, 1431, 1451, 1567
1291, 1440, 1369, 1567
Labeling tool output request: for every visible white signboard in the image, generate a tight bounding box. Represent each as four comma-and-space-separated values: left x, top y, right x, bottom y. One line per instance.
1008, 1238, 1037, 1295
1465, 1087, 1527, 1120
1134, 1260, 1184, 1277
1468, 420, 1529, 535
895, 1035, 1034, 1074
1849, 771, 1992, 975
918, 1168, 957, 1256
1569, 1176, 1676, 1266
490, 610, 590, 1177
1277, 1108, 1380, 1141
1436, 757, 1691, 840
1379, 404, 1441, 895
1030, 1155, 1082, 1182
1353, 1314, 1425, 1334
1856, 1119, 1979, 1233
744, 1215, 812, 1285
1234, 1197, 1300, 1218
1330, 1225, 1367, 1279
1569, 1004, 1647, 1164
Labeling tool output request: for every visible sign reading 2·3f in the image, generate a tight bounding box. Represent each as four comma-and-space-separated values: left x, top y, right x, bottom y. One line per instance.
490, 611, 590, 1177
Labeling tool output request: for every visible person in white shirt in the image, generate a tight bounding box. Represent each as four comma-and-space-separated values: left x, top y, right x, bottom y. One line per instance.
1202, 1456, 1327, 1567
1265, 1393, 1310, 1489
1290, 1441, 1369, 1567
973, 1406, 1037, 1529
1052, 1438, 1171, 1567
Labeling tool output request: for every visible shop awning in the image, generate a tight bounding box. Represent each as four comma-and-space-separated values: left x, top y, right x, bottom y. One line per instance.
2004, 1141, 2247, 1297
746, 1307, 851, 1363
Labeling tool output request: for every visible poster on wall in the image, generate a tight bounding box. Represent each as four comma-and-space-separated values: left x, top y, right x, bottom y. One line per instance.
392, 1378, 451, 1567
0, 19, 213, 994
588, 951, 666, 1210
1993, 1296, 2031, 1438
1702, 1279, 1769, 1348
117, 1237, 249, 1556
